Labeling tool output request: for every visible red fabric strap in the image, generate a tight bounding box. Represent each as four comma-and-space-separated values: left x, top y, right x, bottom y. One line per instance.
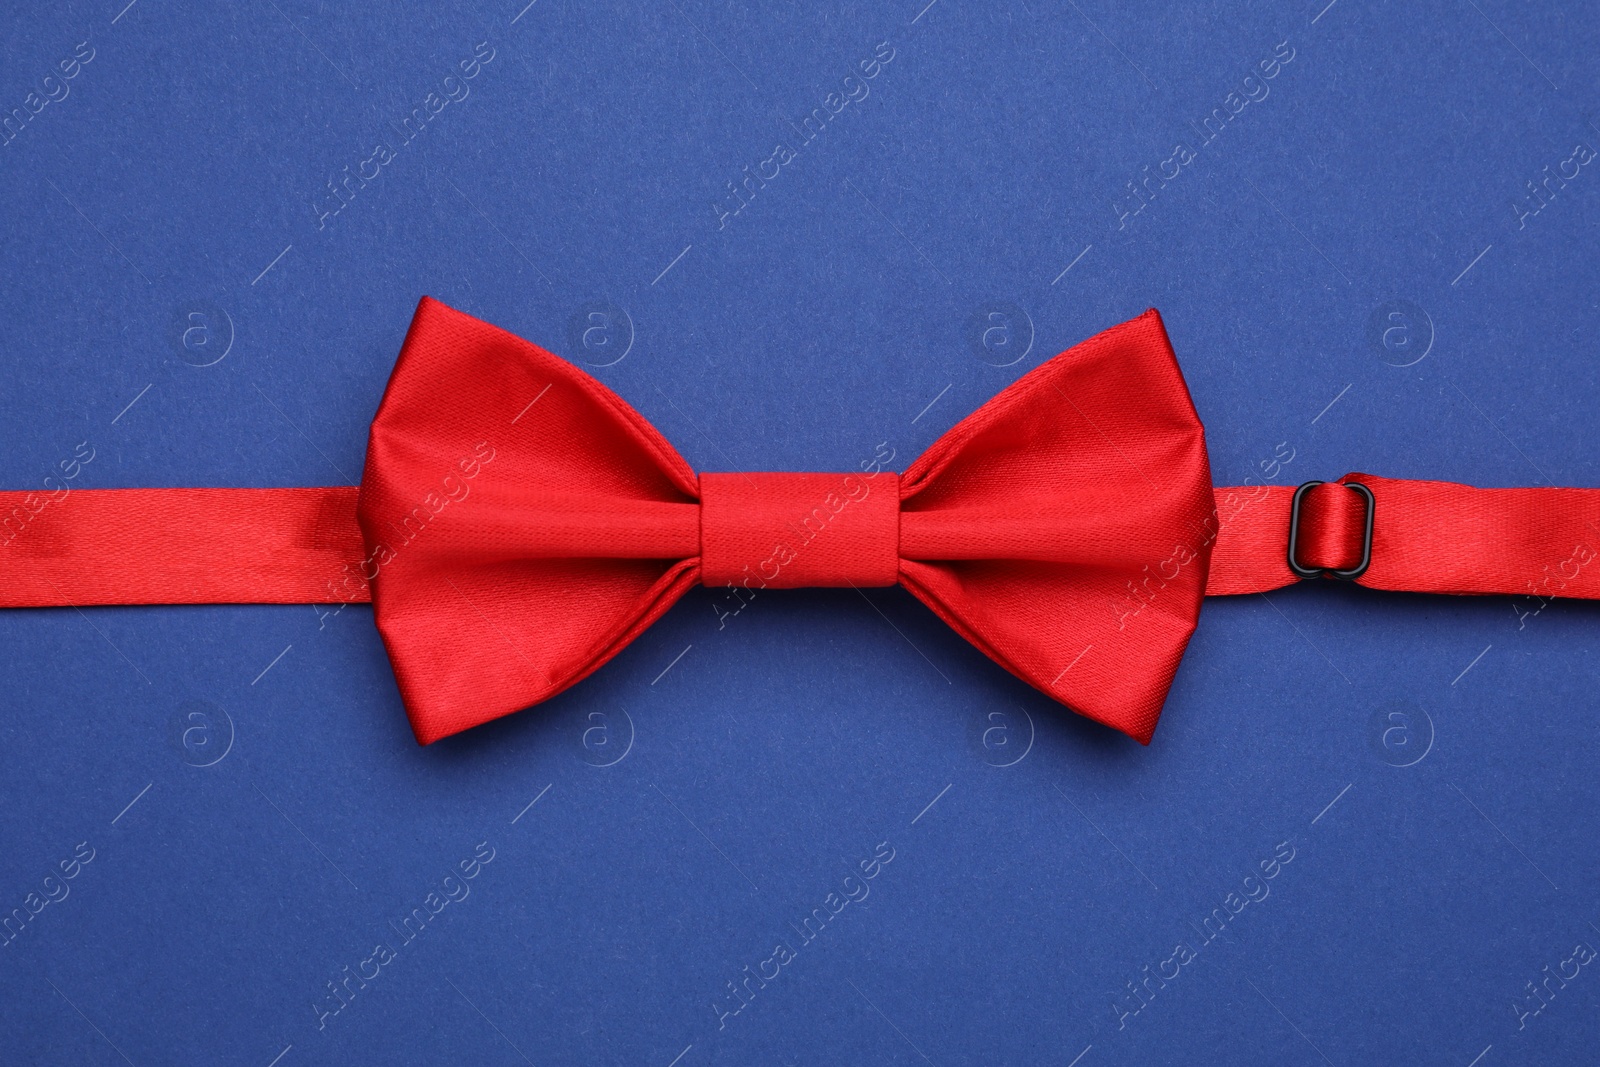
1206, 475, 1600, 598
0, 487, 367, 607
9, 477, 1594, 606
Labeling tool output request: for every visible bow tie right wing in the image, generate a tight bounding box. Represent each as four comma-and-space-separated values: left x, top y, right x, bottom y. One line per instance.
898, 310, 1215, 743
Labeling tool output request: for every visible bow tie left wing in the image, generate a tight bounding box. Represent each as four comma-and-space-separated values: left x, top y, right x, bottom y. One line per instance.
898, 310, 1215, 743
360, 297, 703, 743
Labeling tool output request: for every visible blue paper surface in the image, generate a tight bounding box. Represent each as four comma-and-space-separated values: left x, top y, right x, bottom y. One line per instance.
2, 1, 1598, 1063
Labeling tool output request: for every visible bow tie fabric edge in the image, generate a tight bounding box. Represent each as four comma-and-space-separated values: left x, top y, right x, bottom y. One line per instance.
3, 296, 1597, 746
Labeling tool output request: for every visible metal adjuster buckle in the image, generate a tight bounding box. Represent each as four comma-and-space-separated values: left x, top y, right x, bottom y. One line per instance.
1287, 480, 1374, 580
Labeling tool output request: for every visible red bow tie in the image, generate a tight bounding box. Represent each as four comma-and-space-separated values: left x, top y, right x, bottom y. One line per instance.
5, 297, 1598, 745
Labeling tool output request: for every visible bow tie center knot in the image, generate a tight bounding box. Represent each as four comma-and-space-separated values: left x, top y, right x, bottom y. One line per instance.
699, 472, 900, 589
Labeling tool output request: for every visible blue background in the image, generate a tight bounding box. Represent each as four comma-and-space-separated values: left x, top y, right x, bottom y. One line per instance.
2, 1, 1598, 1064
